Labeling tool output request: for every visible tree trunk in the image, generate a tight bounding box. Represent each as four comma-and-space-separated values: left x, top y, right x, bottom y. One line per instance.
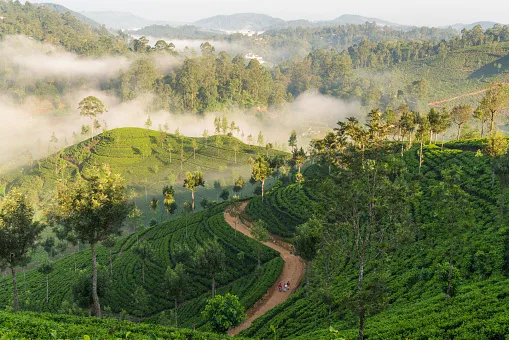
490, 112, 495, 133
457, 124, 462, 140
10, 266, 19, 312
109, 251, 113, 276
419, 139, 424, 174
306, 262, 310, 297
212, 274, 216, 298
174, 298, 178, 327
191, 191, 195, 211
91, 243, 101, 317
429, 130, 433, 145
142, 261, 145, 283
481, 120, 485, 138
261, 180, 265, 202
358, 259, 365, 340
441, 133, 446, 151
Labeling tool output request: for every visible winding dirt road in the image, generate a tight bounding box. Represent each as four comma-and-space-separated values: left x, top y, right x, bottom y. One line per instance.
224, 202, 305, 336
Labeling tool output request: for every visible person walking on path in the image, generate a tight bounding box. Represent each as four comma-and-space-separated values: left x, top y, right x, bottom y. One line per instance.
284, 283, 287, 292
278, 282, 282, 292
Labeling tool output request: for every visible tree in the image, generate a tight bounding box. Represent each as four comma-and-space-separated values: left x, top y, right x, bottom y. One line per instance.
215, 135, 223, 156
78, 96, 107, 141
50, 166, 132, 317
166, 263, 189, 327
322, 158, 410, 340
473, 106, 489, 138
288, 130, 297, 152
294, 219, 320, 296
163, 185, 178, 216
203, 129, 209, 147
480, 84, 509, 133
221, 115, 229, 135
251, 220, 269, 269
252, 156, 272, 202
451, 105, 472, 140
195, 239, 225, 297
427, 108, 441, 144
257, 131, 265, 147
202, 293, 246, 334
145, 116, 152, 129
37, 260, 54, 305
233, 176, 245, 197
133, 240, 153, 284
0, 189, 44, 312
219, 188, 230, 202
192, 139, 198, 160
150, 198, 159, 221
183, 171, 205, 211
226, 200, 242, 234
430, 167, 471, 299
102, 236, 116, 276
484, 131, 509, 185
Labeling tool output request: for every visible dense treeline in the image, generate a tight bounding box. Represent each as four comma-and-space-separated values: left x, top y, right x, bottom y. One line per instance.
0, 1, 128, 56
346, 24, 509, 68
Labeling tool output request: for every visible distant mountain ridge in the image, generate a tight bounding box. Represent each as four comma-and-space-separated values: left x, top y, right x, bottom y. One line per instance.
194, 13, 285, 32
447, 21, 506, 31
36, 3, 103, 29
80, 11, 183, 30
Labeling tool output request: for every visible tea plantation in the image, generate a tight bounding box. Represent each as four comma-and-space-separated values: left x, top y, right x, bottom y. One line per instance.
0, 204, 283, 331
240, 143, 509, 339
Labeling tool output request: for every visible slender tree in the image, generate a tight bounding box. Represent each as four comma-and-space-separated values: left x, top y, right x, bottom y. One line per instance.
0, 189, 44, 312
133, 240, 153, 283
252, 156, 272, 202
37, 260, 54, 305
451, 105, 472, 140
78, 96, 107, 141
50, 166, 132, 317
251, 220, 269, 269
195, 239, 225, 297
166, 263, 189, 327
184, 171, 205, 211
294, 219, 320, 296
480, 84, 509, 133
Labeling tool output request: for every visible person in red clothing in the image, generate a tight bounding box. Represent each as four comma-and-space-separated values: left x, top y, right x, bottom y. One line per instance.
278, 282, 283, 292
287, 281, 290, 289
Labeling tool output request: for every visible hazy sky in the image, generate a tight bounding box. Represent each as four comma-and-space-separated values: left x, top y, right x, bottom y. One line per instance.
38, 0, 506, 27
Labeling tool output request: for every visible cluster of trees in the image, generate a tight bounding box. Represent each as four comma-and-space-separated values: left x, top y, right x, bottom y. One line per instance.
0, 1, 128, 56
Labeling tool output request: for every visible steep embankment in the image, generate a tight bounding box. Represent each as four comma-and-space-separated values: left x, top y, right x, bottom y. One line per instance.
224, 202, 305, 335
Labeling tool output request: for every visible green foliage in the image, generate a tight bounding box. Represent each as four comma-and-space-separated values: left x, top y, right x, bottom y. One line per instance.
202, 293, 246, 334
0, 310, 237, 339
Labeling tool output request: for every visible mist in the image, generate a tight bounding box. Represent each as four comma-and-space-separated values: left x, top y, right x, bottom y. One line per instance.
0, 35, 359, 171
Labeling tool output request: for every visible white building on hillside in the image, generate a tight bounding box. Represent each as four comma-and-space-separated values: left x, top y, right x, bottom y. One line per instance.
245, 53, 265, 64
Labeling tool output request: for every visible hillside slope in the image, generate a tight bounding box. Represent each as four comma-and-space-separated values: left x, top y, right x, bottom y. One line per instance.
0, 204, 283, 330
241, 142, 509, 339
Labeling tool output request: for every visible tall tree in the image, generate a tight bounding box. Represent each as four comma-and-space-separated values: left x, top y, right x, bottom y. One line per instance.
133, 240, 153, 283
294, 219, 320, 296
195, 239, 225, 298
430, 167, 471, 299
251, 220, 270, 269
451, 105, 472, 140
322, 157, 410, 340
183, 171, 205, 211
484, 131, 509, 186
102, 236, 116, 276
288, 130, 298, 152
37, 260, 54, 305
51, 166, 132, 317
78, 96, 107, 141
166, 263, 189, 327
0, 189, 44, 312
480, 84, 509, 133
252, 156, 272, 202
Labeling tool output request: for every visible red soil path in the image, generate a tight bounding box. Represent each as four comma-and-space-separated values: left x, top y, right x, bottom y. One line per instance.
224, 202, 305, 336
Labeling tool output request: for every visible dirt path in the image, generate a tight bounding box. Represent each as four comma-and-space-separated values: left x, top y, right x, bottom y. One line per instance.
224, 202, 305, 336
428, 82, 509, 107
